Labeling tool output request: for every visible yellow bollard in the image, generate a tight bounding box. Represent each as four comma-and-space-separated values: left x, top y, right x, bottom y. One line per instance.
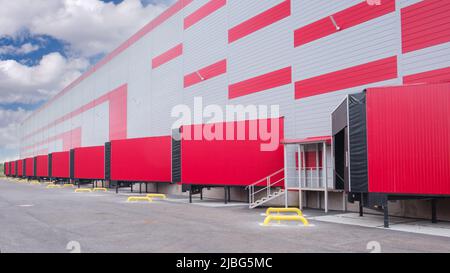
93, 188, 108, 192
146, 193, 166, 199
263, 215, 309, 226
62, 184, 75, 188
266, 207, 304, 217
46, 185, 62, 189
30, 181, 41, 185
75, 188, 92, 193
127, 196, 153, 203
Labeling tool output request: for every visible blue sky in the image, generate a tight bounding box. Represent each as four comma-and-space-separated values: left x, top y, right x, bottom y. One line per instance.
0, 0, 172, 161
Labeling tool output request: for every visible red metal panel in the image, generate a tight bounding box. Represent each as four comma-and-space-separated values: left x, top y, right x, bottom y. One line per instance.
152, 44, 183, 69
404, 66, 450, 85
366, 83, 450, 195
184, 0, 226, 30
52, 151, 70, 178
295, 56, 398, 100
181, 118, 284, 186
111, 136, 172, 182
229, 67, 292, 99
36, 155, 49, 178
18, 160, 23, 176
74, 146, 105, 180
11, 161, 16, 176
228, 0, 291, 43
184, 59, 227, 88
294, 0, 395, 47
401, 0, 450, 53
25, 158, 34, 177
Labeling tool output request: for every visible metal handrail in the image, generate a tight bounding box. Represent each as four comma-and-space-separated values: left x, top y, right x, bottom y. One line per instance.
247, 168, 285, 207
245, 168, 284, 189
252, 177, 285, 196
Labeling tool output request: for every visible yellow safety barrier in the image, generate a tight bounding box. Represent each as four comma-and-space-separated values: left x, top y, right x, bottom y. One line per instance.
30, 181, 41, 185
127, 196, 153, 203
146, 193, 166, 199
263, 215, 309, 226
62, 184, 75, 188
46, 185, 62, 189
93, 188, 108, 192
266, 207, 304, 217
75, 188, 92, 193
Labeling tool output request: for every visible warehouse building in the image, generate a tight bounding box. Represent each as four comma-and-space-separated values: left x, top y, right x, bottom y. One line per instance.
4, 0, 450, 220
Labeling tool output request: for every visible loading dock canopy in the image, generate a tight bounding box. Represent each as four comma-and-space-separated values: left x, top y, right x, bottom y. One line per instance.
25, 158, 34, 177
109, 136, 172, 182
36, 155, 49, 178
73, 146, 105, 180
281, 136, 331, 145
181, 118, 285, 187
51, 151, 70, 179
333, 83, 450, 196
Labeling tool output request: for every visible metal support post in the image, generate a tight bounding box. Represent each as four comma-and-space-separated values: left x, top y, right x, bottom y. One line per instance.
431, 199, 437, 224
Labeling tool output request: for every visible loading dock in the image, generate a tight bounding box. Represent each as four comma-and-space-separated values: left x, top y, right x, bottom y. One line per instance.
332, 83, 450, 227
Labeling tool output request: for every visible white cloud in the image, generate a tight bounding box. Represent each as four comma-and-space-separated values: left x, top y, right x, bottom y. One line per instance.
0, 108, 30, 162
0, 0, 172, 105
0, 0, 172, 58
0, 52, 90, 104
0, 43, 40, 55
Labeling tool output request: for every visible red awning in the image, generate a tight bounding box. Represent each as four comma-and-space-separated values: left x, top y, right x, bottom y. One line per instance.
281, 136, 331, 145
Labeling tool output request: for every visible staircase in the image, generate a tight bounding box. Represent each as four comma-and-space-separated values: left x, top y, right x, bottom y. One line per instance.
246, 169, 286, 209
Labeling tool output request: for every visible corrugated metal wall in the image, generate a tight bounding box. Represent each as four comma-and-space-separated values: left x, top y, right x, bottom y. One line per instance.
17, 0, 450, 187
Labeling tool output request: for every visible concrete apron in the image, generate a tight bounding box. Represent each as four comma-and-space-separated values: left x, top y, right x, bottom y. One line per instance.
310, 213, 450, 238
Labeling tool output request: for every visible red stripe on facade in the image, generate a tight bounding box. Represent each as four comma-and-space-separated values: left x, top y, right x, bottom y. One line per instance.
22, 127, 82, 154
229, 67, 292, 99
24, 0, 192, 123
152, 44, 183, 69
402, 0, 450, 53
184, 59, 227, 88
184, 0, 226, 30
22, 84, 127, 144
228, 0, 291, 43
294, 0, 395, 47
295, 56, 398, 100
404, 66, 450, 84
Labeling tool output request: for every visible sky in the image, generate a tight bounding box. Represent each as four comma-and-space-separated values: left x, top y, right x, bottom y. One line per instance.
0, 0, 174, 162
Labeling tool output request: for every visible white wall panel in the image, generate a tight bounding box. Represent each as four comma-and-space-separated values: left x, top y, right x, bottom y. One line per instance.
398, 0, 423, 8
293, 0, 361, 28
126, 32, 153, 138
228, 0, 285, 27
293, 14, 398, 80
402, 42, 450, 76
184, 6, 227, 73
152, 13, 183, 57
150, 58, 183, 136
